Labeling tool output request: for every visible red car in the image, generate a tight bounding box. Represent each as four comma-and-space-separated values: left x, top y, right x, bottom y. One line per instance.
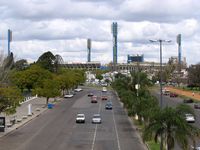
101, 95, 108, 100
91, 96, 97, 103
170, 93, 178, 97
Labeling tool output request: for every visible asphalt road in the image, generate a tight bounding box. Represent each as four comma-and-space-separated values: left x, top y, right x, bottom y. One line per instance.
0, 87, 146, 150
153, 90, 200, 149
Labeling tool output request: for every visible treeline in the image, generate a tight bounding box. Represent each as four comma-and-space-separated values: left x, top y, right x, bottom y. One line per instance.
112, 72, 200, 150
0, 51, 85, 114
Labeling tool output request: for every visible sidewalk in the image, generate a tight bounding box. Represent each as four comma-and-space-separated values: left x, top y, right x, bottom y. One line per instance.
0, 97, 62, 137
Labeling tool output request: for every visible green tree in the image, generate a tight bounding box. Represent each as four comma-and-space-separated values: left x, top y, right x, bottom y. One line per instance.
34, 79, 60, 104
36, 51, 56, 72
54, 54, 64, 73
56, 69, 85, 95
143, 105, 200, 150
14, 59, 28, 71
188, 64, 200, 87
0, 52, 14, 85
0, 86, 23, 114
11, 65, 52, 91
96, 74, 103, 81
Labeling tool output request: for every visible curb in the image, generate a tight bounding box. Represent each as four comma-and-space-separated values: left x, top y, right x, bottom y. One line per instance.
0, 97, 63, 138
0, 107, 48, 138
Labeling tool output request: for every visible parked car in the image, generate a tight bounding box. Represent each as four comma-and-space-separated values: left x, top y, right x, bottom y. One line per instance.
88, 92, 94, 97
101, 95, 108, 100
74, 88, 83, 92
76, 114, 85, 123
185, 113, 195, 123
91, 96, 98, 103
194, 103, 200, 109
92, 114, 101, 124
64, 94, 74, 98
183, 98, 194, 103
170, 93, 178, 97
105, 102, 112, 110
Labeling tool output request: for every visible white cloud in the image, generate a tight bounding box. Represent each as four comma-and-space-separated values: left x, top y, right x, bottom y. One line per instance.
0, 0, 200, 65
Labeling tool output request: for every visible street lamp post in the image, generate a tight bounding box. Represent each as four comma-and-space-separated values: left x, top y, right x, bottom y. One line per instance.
150, 39, 171, 150
149, 39, 171, 108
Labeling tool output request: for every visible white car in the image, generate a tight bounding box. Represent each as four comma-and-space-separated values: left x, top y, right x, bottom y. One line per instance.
74, 88, 83, 92
64, 94, 74, 98
92, 114, 101, 124
191, 145, 200, 150
102, 87, 107, 92
76, 114, 85, 123
185, 113, 195, 123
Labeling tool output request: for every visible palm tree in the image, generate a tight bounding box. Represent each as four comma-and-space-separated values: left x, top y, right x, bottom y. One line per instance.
143, 104, 200, 150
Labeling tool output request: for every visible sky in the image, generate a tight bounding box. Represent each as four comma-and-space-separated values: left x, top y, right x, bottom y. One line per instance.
0, 0, 200, 65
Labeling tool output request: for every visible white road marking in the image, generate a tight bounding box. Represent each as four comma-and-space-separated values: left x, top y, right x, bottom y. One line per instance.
111, 95, 121, 150
91, 91, 102, 150
91, 124, 98, 150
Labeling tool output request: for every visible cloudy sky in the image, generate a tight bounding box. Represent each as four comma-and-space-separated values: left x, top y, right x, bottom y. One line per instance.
0, 0, 200, 65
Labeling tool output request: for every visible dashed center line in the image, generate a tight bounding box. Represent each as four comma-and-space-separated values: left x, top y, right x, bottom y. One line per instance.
91, 91, 102, 150
111, 94, 121, 150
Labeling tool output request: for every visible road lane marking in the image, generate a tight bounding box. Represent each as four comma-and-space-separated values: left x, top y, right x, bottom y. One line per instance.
91, 124, 98, 150
111, 95, 121, 150
91, 91, 102, 150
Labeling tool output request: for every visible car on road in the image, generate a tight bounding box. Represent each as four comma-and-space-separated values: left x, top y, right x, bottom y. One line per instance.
169, 93, 178, 97
183, 98, 194, 103
88, 92, 94, 97
185, 113, 195, 123
74, 88, 83, 92
101, 95, 108, 100
91, 96, 98, 103
102, 87, 107, 92
162, 89, 170, 96
191, 145, 200, 150
64, 94, 74, 98
92, 114, 101, 124
105, 102, 112, 110
101, 83, 108, 87
194, 103, 200, 109
76, 114, 85, 123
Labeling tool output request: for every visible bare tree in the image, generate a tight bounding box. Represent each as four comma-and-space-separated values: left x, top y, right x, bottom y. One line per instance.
0, 52, 14, 86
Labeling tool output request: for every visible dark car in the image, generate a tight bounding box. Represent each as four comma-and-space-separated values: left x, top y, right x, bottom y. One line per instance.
183, 98, 194, 103
170, 93, 178, 97
105, 102, 112, 110
88, 92, 94, 97
194, 103, 200, 109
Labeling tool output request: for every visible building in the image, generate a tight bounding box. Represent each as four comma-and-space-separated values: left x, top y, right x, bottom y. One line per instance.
127, 54, 144, 63
168, 56, 187, 69
63, 62, 101, 70
108, 61, 164, 74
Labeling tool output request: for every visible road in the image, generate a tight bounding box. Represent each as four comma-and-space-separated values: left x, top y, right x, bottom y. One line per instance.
153, 90, 200, 149
0, 87, 146, 150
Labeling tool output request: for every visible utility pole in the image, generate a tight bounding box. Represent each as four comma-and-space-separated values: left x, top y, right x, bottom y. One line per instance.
150, 39, 171, 150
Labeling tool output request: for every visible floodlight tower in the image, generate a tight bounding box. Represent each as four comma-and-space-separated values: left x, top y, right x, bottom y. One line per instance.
87, 39, 91, 62
177, 34, 182, 71
111, 22, 118, 65
8, 29, 12, 56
